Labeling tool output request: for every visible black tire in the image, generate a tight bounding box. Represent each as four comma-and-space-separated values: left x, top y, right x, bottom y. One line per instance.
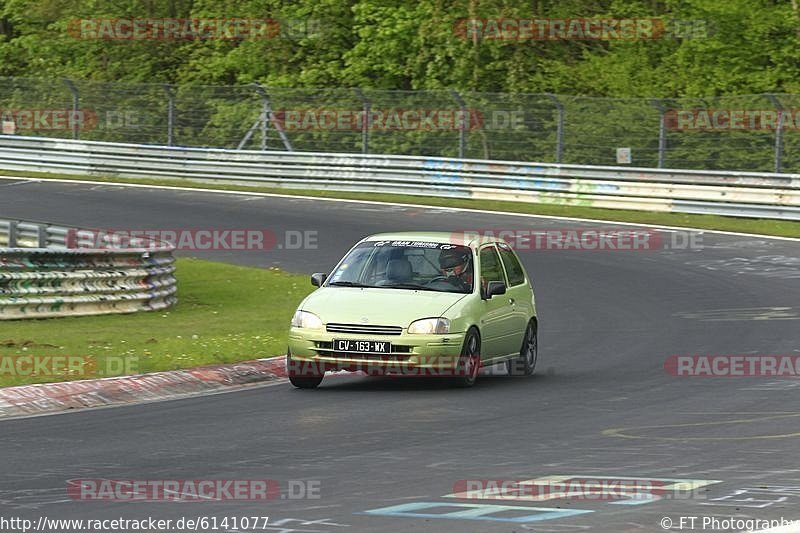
452, 327, 481, 388
289, 375, 324, 389
507, 320, 537, 376
287, 352, 324, 389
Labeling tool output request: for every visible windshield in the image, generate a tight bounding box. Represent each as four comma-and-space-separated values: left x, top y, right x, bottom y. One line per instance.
326, 240, 474, 294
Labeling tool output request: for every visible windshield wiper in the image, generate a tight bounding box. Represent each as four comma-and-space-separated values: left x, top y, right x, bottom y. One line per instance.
327, 281, 374, 288
381, 283, 438, 291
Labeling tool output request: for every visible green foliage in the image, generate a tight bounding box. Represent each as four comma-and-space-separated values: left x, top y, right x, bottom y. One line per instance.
1, 0, 797, 170
0, 0, 796, 95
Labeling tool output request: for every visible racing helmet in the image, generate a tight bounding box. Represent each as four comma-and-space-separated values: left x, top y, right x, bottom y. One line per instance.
439, 247, 471, 277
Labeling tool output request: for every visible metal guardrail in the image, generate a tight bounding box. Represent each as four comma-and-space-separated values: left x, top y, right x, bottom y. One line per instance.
0, 135, 799, 220
0, 218, 177, 320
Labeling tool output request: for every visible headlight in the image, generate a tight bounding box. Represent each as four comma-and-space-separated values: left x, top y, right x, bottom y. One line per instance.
291, 310, 324, 329
408, 317, 450, 334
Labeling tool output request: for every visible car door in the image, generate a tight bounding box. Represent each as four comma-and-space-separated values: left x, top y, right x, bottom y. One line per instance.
496, 241, 532, 354
477, 244, 516, 360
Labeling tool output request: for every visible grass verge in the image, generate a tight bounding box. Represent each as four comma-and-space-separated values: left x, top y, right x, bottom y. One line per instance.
0, 258, 313, 388
1, 169, 798, 238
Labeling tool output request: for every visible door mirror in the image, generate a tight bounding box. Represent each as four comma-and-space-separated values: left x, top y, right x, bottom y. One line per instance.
311, 273, 327, 287
484, 280, 506, 299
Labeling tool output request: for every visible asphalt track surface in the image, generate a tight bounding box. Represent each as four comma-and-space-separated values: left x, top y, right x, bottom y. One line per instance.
1, 178, 800, 533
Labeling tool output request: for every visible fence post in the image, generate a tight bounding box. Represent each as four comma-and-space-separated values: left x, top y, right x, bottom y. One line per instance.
36, 224, 47, 248
63, 78, 80, 140
250, 83, 293, 151
545, 93, 564, 163
259, 88, 269, 150
162, 84, 175, 146
8, 221, 17, 248
765, 93, 784, 173
354, 88, 370, 154
449, 89, 467, 159
650, 99, 668, 168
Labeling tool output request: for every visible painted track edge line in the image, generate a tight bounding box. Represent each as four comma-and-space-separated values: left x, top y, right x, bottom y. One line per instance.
1, 175, 798, 242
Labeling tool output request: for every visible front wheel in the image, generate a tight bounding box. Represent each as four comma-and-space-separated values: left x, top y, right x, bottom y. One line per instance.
507, 320, 537, 376
452, 328, 481, 388
289, 374, 324, 389
287, 353, 324, 389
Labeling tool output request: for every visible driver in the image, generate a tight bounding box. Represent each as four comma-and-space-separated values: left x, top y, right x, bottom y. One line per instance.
438, 247, 473, 291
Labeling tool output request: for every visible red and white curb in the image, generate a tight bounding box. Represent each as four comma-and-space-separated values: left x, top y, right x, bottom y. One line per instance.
0, 356, 288, 419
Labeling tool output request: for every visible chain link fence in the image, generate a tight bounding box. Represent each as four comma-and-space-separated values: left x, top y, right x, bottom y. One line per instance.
0, 77, 797, 172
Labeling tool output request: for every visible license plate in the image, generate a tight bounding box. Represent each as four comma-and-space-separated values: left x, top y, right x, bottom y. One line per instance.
333, 339, 391, 354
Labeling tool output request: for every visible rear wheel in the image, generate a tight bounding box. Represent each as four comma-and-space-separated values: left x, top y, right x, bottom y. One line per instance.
287, 352, 324, 389
453, 328, 481, 387
507, 320, 537, 376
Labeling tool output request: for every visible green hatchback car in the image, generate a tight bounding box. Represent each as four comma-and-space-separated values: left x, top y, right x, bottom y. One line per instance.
287, 231, 537, 388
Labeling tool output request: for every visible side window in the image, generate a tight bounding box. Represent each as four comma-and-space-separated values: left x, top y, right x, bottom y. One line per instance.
479, 246, 505, 295
497, 242, 526, 286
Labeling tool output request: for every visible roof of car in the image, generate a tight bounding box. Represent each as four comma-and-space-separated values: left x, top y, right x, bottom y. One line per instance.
362, 231, 506, 248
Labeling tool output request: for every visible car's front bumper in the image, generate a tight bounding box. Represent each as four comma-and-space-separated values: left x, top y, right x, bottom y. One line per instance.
288, 327, 466, 376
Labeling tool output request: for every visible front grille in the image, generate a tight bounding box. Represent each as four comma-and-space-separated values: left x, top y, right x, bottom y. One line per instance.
326, 323, 403, 336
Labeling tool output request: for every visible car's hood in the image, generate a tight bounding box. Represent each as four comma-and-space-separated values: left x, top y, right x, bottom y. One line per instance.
301, 287, 468, 328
